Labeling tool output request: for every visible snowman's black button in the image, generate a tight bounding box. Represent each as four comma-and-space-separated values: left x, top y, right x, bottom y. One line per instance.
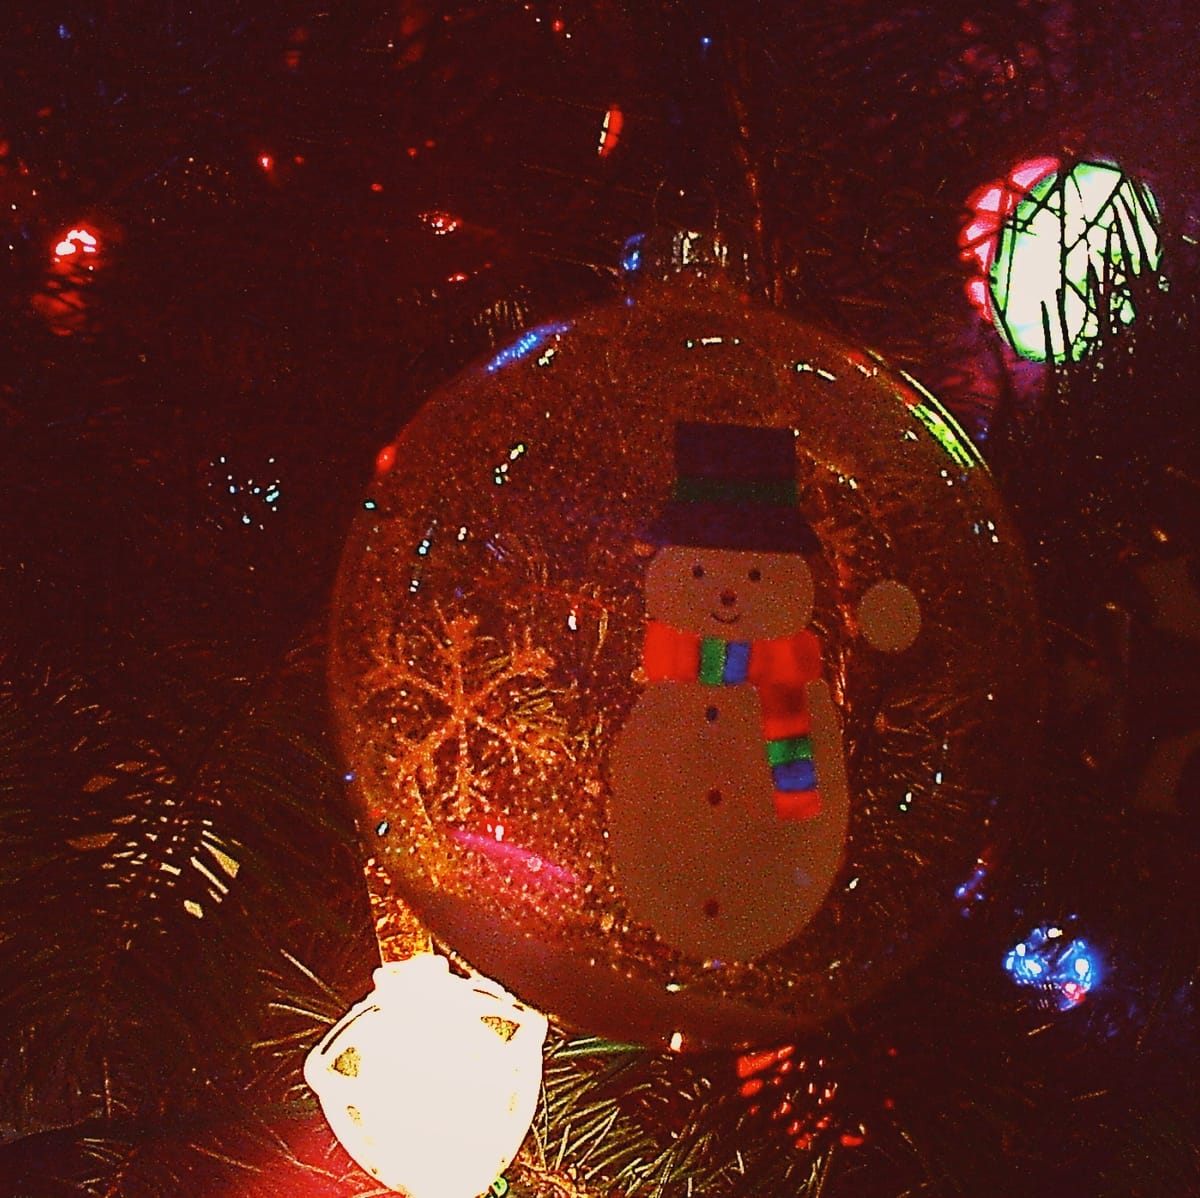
707, 787, 723, 806
705, 705, 719, 722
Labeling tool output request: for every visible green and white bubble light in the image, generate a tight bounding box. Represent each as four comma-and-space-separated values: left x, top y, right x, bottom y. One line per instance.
961, 158, 1163, 362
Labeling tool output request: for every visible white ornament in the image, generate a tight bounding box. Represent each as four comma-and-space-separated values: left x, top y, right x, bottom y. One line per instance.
304, 952, 548, 1198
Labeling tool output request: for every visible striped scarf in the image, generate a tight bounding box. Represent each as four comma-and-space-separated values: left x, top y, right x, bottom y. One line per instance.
642, 621, 824, 820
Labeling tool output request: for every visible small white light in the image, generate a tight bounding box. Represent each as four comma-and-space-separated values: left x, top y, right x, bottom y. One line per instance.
304, 953, 547, 1198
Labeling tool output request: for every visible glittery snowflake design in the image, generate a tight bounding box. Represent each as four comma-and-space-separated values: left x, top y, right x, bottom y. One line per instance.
360, 606, 574, 828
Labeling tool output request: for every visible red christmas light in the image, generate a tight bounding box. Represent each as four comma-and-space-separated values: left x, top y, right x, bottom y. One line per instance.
375, 443, 398, 477
598, 105, 624, 158
958, 155, 1060, 321
52, 226, 99, 263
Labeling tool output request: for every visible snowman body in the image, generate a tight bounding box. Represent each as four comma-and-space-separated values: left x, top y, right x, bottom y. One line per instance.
608, 544, 849, 963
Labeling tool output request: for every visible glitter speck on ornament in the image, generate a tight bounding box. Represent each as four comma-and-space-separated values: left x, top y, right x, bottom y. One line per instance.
485, 322, 573, 373
207, 455, 283, 532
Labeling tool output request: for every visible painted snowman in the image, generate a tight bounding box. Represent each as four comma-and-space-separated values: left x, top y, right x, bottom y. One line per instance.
608, 422, 918, 963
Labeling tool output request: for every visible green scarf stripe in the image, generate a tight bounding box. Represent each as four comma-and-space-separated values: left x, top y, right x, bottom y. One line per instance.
674, 476, 798, 506
766, 735, 813, 766
699, 638, 726, 686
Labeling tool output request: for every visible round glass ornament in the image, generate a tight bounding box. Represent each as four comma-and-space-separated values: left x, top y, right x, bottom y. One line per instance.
331, 269, 1041, 1050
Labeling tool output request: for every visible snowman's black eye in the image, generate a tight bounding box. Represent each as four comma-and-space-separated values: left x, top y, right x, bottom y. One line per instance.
692, 564, 705, 579
748, 568, 762, 582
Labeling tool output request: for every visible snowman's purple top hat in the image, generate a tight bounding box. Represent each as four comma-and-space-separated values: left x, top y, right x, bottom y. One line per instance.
648, 421, 819, 554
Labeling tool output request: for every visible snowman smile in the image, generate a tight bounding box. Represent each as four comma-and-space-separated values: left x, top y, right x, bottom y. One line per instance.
710, 610, 741, 625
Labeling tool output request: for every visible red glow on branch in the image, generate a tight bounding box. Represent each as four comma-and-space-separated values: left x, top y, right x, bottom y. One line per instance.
958, 155, 1060, 320
41, 219, 114, 332
283, 26, 309, 73
420, 210, 461, 235
598, 105, 624, 157
52, 226, 100, 262
736, 1043, 794, 1079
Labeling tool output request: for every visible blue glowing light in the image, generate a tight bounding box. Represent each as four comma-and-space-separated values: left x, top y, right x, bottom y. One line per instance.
620, 233, 645, 274
1004, 925, 1100, 1010
954, 857, 989, 915
485, 322, 573, 373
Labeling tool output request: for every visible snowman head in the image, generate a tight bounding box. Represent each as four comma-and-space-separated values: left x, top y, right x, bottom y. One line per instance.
645, 547, 813, 639
643, 422, 818, 639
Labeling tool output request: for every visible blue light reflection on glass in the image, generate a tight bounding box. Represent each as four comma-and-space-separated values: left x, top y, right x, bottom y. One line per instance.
1003, 925, 1100, 1010
485, 322, 573, 373
620, 233, 645, 274
953, 857, 988, 916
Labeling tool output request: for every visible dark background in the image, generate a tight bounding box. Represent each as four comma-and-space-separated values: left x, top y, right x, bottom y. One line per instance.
1, 3, 1197, 1195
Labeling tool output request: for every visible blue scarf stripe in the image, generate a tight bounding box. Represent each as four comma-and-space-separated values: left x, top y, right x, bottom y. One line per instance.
722, 640, 751, 685
772, 759, 817, 792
